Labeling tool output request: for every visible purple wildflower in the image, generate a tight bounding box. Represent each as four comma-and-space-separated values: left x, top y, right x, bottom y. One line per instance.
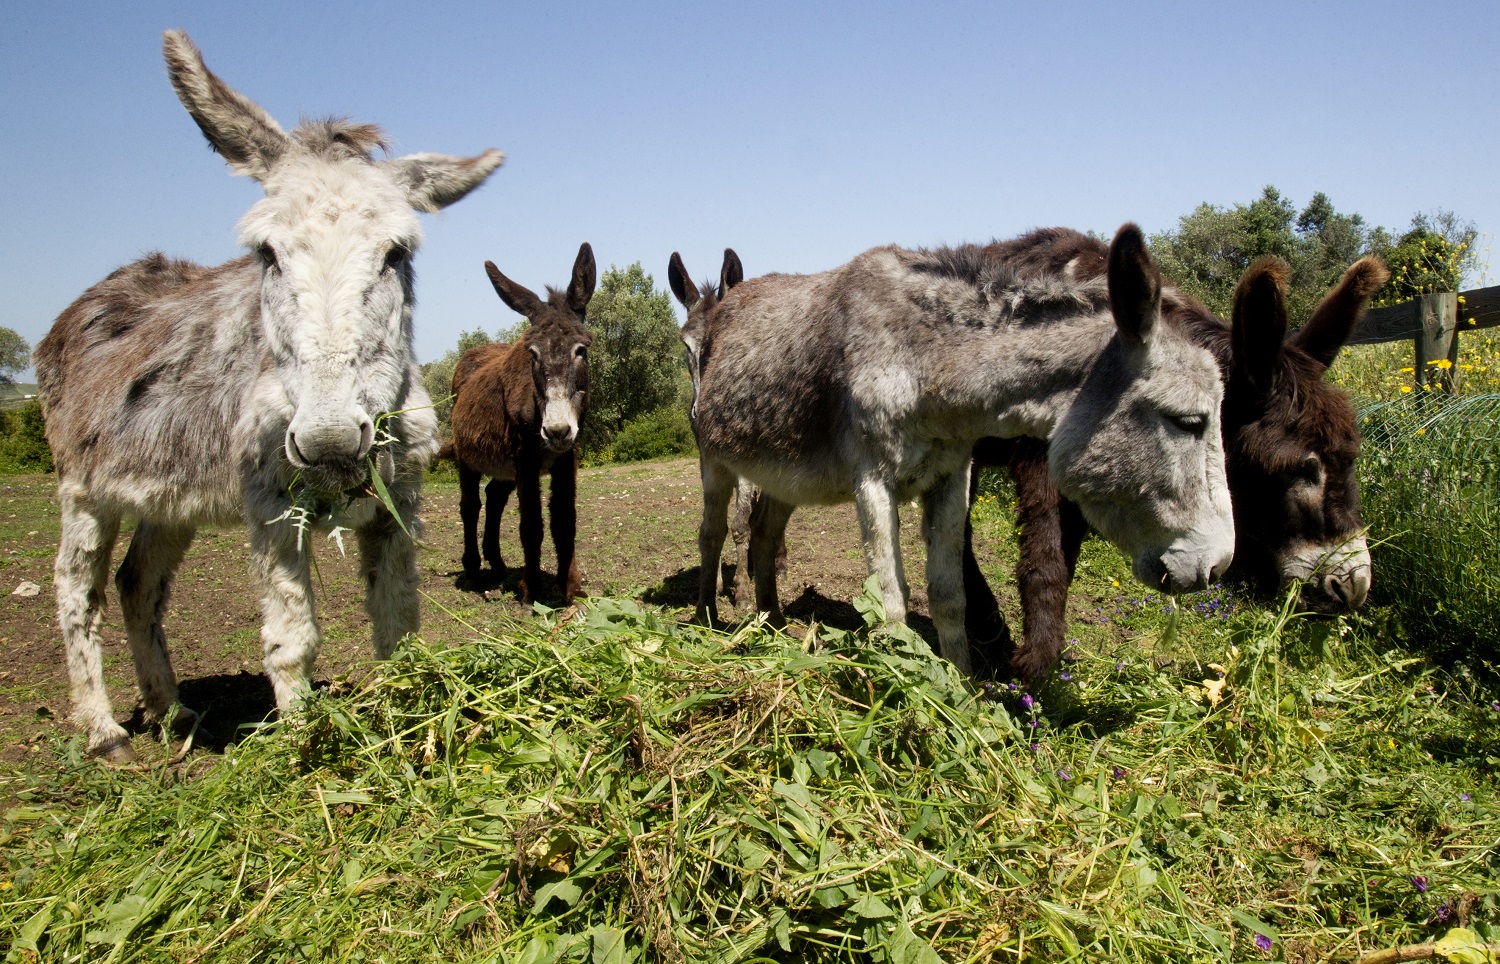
1056, 767, 1072, 781
1030, 743, 1041, 753
1111, 765, 1126, 780
1114, 661, 1125, 672
1059, 671, 1073, 682
1007, 681, 1018, 691
1411, 874, 1428, 893
1020, 694, 1035, 711
1461, 793, 1471, 802
1254, 934, 1272, 953
1437, 904, 1452, 922
1028, 719, 1040, 729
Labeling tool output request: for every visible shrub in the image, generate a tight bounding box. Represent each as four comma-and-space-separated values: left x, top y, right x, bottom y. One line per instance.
0, 398, 52, 473
604, 405, 695, 464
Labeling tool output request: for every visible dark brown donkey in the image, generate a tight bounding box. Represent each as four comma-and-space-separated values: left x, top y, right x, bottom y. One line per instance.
447, 243, 595, 602
962, 228, 1385, 682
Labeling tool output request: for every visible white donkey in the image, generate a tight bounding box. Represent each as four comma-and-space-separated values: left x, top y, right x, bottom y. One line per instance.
691, 226, 1236, 675
35, 31, 503, 761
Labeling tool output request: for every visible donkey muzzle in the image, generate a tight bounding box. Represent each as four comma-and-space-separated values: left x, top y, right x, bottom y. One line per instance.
286, 411, 374, 490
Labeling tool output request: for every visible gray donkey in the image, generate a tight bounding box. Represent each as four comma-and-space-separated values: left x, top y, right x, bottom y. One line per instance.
668, 249, 784, 608
34, 31, 503, 760
690, 226, 1235, 675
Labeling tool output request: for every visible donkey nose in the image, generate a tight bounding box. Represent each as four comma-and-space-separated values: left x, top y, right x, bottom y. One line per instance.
286, 414, 373, 468
1322, 567, 1370, 611
541, 423, 575, 452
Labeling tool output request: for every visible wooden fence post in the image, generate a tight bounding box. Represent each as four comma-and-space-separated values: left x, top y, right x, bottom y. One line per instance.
1414, 292, 1459, 393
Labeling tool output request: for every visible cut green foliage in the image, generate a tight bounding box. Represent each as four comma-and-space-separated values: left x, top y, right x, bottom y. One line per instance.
3, 577, 1496, 962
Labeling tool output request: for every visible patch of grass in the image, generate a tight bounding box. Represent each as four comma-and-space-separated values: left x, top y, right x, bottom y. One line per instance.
3, 582, 1496, 962
1357, 394, 1500, 663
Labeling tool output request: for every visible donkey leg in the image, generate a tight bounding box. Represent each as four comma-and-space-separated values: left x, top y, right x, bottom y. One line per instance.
458, 462, 484, 583
696, 458, 736, 626
55, 491, 128, 759
728, 479, 754, 607
516, 468, 545, 604
549, 451, 584, 599
923, 467, 973, 676
251, 521, 322, 712
357, 492, 421, 661
853, 469, 908, 624
1009, 441, 1073, 683
483, 478, 514, 576
962, 466, 1011, 652
748, 494, 795, 628
115, 522, 198, 733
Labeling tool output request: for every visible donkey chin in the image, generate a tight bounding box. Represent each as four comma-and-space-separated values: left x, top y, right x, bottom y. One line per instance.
1278, 537, 1373, 612
1133, 539, 1235, 595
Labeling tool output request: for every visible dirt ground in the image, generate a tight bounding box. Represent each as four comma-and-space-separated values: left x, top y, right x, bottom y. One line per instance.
1, 458, 1029, 762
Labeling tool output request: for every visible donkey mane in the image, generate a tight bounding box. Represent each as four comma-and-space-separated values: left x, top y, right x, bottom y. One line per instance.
290, 118, 389, 160
909, 244, 1106, 316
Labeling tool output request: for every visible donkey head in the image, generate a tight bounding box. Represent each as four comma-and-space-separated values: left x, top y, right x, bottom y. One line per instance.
668, 249, 743, 420
162, 31, 503, 492
1048, 225, 1236, 594
484, 243, 596, 454
1222, 256, 1386, 610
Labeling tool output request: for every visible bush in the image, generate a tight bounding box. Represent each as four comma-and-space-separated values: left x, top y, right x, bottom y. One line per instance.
0, 399, 52, 473
603, 405, 695, 464
1358, 394, 1500, 660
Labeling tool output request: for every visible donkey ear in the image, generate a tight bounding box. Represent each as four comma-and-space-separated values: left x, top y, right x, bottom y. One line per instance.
385, 149, 505, 213
668, 252, 698, 310
484, 260, 543, 318
1107, 223, 1161, 344
720, 248, 744, 296
1230, 256, 1291, 394
162, 30, 289, 181
566, 243, 597, 314
1291, 256, 1389, 370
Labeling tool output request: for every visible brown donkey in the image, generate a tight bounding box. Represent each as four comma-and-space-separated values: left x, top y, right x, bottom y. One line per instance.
668, 249, 786, 608
961, 228, 1385, 681
447, 243, 595, 602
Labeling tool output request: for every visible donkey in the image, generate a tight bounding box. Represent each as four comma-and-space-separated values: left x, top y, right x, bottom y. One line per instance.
960, 228, 1385, 681
33, 31, 502, 761
691, 225, 1235, 675
446, 244, 595, 602
668, 249, 786, 608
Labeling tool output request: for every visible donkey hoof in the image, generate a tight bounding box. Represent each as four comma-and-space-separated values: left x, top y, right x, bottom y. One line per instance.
91, 736, 138, 764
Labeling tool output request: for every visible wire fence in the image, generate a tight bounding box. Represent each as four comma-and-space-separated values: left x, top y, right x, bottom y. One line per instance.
1357, 393, 1500, 655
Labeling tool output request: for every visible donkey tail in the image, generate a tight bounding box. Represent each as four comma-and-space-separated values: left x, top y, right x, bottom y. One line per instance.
435, 439, 456, 463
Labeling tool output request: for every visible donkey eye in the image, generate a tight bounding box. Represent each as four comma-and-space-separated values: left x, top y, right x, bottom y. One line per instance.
1296, 455, 1324, 483
1166, 412, 1208, 438
258, 245, 279, 270
383, 246, 407, 272
575, 345, 588, 361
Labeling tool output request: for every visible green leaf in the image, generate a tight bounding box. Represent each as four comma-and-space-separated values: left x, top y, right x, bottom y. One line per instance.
590, 925, 628, 964
1434, 927, 1498, 963
531, 879, 583, 914
1228, 908, 1279, 942
850, 893, 894, 919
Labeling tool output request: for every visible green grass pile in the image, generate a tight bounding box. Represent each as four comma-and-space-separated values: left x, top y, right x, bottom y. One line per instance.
3, 586, 1499, 962
1358, 394, 1500, 660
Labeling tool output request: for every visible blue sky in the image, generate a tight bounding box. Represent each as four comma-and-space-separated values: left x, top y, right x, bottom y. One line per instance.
4, 1, 1496, 371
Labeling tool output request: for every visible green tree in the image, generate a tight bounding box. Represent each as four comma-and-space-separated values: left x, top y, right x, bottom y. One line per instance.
1150, 188, 1479, 322
1366, 211, 1478, 307
579, 262, 686, 458
0, 326, 29, 388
